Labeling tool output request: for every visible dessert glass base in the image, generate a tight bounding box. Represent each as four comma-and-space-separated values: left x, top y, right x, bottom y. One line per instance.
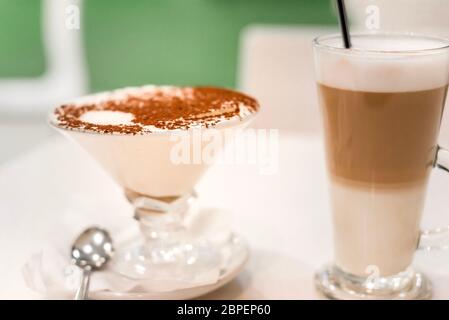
95, 233, 248, 300
315, 264, 431, 300
108, 190, 247, 287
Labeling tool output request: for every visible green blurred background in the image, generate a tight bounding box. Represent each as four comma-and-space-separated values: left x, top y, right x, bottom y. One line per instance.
0, 0, 336, 91
0, 0, 340, 163
0, 0, 448, 163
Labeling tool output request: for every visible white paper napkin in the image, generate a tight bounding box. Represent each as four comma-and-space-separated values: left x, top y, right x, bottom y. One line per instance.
22, 207, 233, 298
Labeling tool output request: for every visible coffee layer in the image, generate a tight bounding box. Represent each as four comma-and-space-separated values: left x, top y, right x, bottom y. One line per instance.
51, 86, 259, 134
319, 84, 447, 184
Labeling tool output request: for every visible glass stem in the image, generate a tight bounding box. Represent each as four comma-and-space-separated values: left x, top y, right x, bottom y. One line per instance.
125, 189, 196, 250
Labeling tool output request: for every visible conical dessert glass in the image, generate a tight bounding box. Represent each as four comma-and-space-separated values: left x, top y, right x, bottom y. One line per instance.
49, 85, 258, 283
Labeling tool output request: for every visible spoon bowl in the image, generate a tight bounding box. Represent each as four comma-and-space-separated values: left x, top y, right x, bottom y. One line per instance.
71, 226, 114, 299
71, 227, 114, 269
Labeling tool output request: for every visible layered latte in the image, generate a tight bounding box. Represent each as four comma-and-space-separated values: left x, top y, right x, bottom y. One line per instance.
316, 36, 449, 276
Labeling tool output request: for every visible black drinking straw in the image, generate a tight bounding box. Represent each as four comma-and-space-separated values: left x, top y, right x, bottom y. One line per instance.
336, 0, 351, 48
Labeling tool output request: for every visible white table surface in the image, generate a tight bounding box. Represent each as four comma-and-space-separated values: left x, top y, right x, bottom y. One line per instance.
1, 132, 449, 300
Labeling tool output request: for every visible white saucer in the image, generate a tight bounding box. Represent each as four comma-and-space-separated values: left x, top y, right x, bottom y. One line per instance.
89, 237, 249, 300
23, 207, 249, 300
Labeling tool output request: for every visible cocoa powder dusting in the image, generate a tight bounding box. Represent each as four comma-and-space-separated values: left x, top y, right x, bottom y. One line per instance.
53, 86, 259, 134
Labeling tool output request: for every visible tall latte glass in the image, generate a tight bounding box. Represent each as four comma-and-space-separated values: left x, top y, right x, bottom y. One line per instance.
313, 33, 449, 299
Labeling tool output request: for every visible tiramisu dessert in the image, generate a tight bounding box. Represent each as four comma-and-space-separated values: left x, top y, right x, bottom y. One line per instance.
50, 85, 259, 197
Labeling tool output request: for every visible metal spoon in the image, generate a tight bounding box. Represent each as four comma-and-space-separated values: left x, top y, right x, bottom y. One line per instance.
71, 226, 114, 300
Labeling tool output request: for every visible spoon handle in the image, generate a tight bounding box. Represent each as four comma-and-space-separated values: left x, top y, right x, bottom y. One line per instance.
74, 267, 91, 300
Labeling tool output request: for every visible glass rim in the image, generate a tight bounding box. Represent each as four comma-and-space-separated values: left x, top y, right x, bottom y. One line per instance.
313, 32, 449, 55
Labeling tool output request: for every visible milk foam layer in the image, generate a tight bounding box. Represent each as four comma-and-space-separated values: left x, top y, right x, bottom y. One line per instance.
315, 34, 449, 92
